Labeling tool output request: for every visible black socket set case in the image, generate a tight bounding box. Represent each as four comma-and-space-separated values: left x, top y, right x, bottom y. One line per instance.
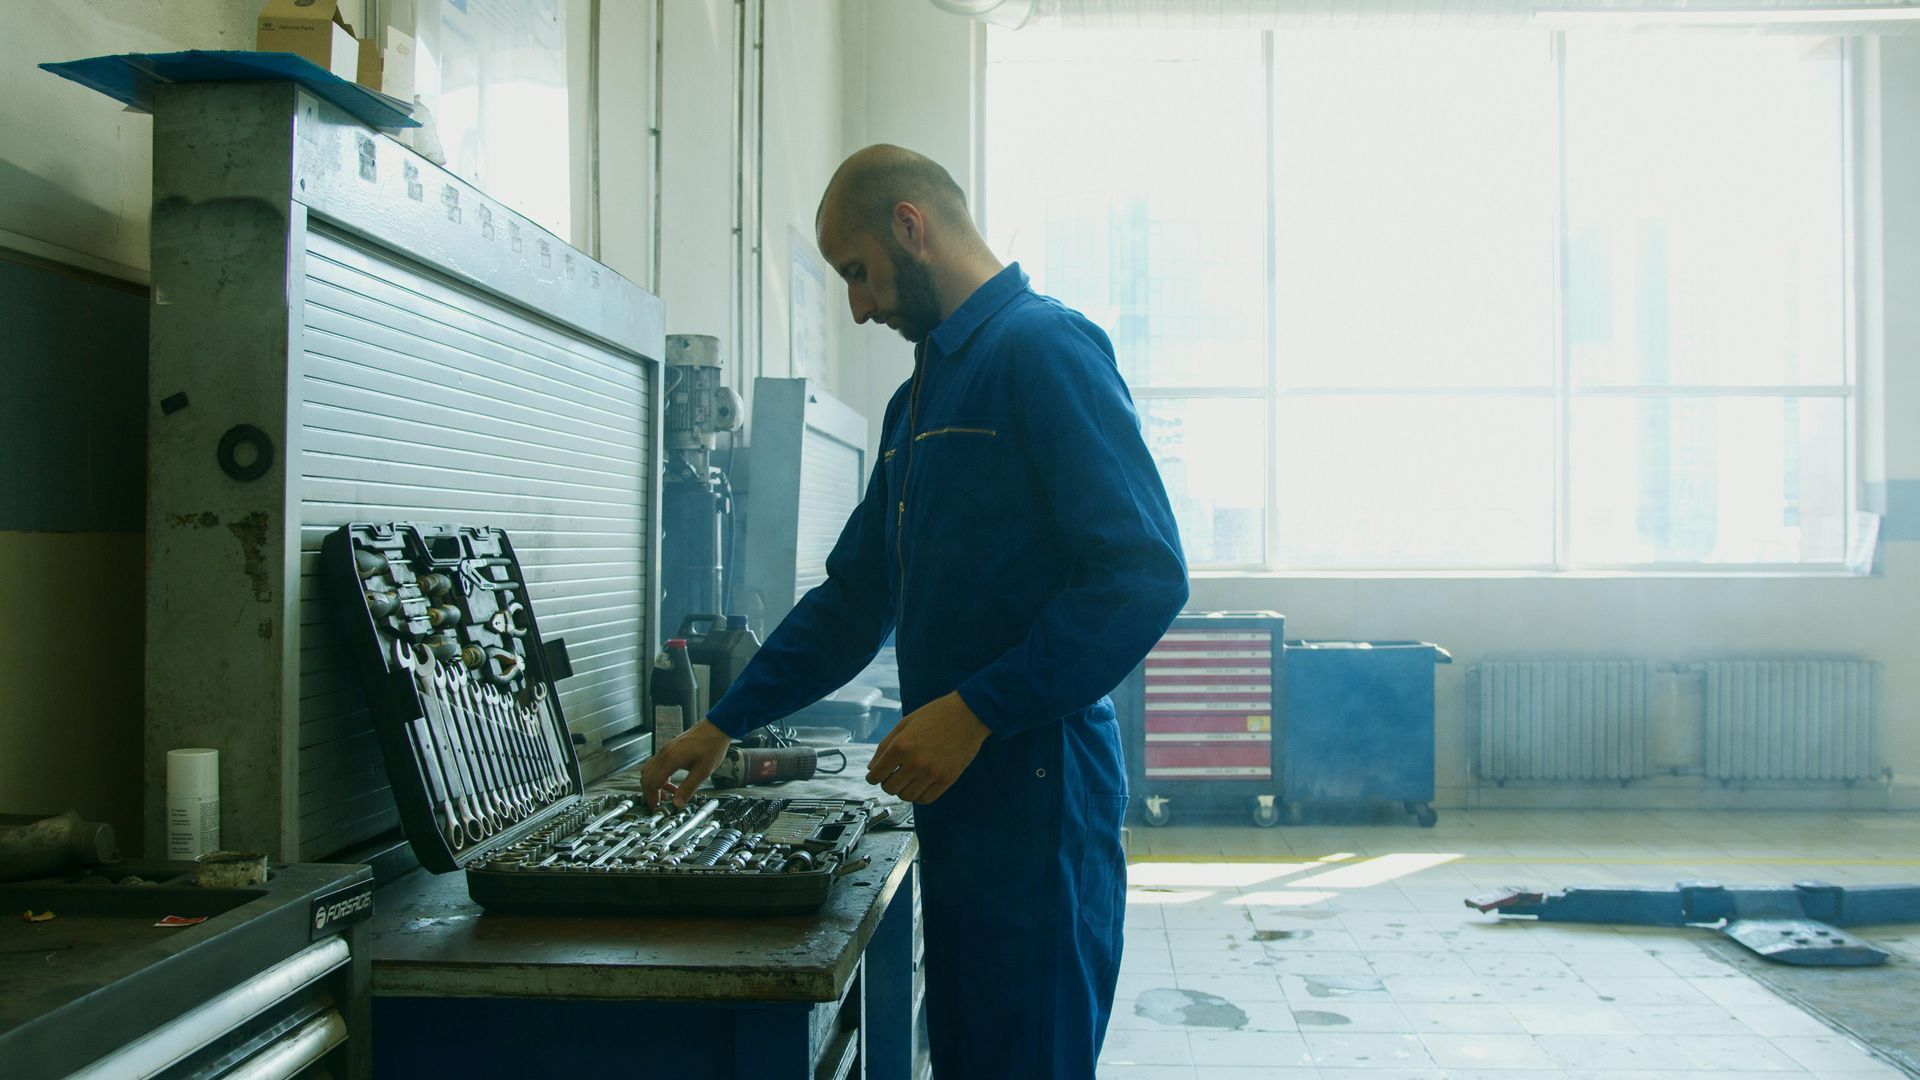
323, 522, 871, 916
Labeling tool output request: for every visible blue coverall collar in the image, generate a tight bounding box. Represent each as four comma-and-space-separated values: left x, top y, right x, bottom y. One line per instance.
927, 262, 1029, 359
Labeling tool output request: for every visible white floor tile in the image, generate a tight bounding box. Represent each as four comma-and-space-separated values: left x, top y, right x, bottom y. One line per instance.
1394, 1003, 1527, 1034
1233, 999, 1305, 1033
1363, 952, 1475, 979
1460, 952, 1576, 979
1725, 1002, 1841, 1038
1534, 1033, 1693, 1071
1176, 972, 1292, 1003
1285, 1003, 1411, 1033
1264, 951, 1376, 977
1101, 1029, 1196, 1067
1653, 1033, 1805, 1071
1188, 1030, 1313, 1069
1615, 1003, 1755, 1036
1770, 1035, 1901, 1073
1558, 951, 1673, 978
1097, 1066, 1198, 1080
1281, 974, 1393, 1006
1504, 1003, 1641, 1036
1182, 1060, 1320, 1068
1419, 1032, 1558, 1070
1580, 975, 1713, 1006
1300, 1032, 1432, 1069
1689, 976, 1793, 1007
1169, 928, 1264, 953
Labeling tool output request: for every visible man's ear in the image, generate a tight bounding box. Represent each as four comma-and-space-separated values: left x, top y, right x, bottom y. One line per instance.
891, 202, 927, 255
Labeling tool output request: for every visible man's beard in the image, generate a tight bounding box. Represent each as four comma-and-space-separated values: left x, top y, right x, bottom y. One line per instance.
885, 237, 943, 344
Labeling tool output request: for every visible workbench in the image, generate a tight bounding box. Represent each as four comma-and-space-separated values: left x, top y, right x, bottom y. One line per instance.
369, 829, 921, 1079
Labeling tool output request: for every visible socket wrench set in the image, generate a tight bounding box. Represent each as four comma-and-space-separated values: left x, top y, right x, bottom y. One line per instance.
324, 522, 872, 915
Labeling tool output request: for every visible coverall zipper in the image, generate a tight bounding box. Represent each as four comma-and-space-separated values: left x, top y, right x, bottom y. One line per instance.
898, 362, 924, 625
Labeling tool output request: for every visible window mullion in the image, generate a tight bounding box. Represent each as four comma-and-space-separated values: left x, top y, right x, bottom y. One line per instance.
1263, 27, 1281, 574
1553, 29, 1574, 573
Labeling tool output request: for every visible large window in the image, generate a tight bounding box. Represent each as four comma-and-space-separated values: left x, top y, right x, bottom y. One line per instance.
985, 29, 1853, 570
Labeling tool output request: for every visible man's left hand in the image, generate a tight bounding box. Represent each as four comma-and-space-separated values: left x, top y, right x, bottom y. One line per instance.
866, 691, 990, 804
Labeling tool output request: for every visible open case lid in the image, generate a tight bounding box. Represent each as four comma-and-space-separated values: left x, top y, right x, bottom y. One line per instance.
321, 522, 584, 873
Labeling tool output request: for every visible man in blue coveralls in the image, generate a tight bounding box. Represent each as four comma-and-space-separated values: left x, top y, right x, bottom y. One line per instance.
641, 144, 1188, 1077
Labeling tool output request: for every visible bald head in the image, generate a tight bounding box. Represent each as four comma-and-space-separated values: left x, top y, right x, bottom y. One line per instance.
817, 144, 972, 240
816, 144, 1005, 342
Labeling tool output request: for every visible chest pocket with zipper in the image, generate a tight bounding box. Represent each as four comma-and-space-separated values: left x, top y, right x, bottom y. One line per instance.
900, 423, 1005, 559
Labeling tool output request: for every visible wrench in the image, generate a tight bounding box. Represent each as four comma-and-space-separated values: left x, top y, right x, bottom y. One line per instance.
529, 684, 574, 793
476, 676, 537, 810
523, 691, 566, 800
407, 715, 463, 851
419, 649, 501, 839
470, 682, 530, 812
397, 641, 484, 845
439, 663, 515, 826
490, 685, 547, 805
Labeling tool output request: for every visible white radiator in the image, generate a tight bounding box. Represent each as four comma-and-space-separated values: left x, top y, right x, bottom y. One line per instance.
1702, 660, 1881, 783
1477, 661, 1654, 783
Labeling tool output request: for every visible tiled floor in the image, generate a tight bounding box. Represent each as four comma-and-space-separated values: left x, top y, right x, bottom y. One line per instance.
1101, 810, 1920, 1079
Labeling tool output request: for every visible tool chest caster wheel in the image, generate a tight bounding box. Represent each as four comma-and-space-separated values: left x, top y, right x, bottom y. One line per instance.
1409, 803, 1438, 828
1142, 797, 1172, 827
1252, 802, 1280, 828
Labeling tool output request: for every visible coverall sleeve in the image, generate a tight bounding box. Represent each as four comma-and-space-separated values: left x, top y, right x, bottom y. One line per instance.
704, 401, 901, 740
956, 315, 1189, 736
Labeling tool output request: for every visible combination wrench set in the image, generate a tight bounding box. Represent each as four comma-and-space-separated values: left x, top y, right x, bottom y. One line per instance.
325, 523, 874, 915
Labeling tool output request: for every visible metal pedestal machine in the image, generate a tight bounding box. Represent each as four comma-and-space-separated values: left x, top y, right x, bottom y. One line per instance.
661, 334, 744, 642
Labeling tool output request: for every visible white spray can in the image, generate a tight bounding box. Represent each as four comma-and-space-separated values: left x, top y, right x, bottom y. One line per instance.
166, 748, 220, 859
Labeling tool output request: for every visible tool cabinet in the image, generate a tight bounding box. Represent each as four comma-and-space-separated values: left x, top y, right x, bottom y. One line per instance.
1115, 612, 1286, 828
0, 861, 373, 1079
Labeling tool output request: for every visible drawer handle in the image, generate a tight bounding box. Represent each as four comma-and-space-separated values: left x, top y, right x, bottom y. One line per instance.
226, 1009, 350, 1080
69, 936, 350, 1078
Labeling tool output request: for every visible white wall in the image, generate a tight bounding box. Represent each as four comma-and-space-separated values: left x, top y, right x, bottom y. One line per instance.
0, 0, 261, 281
760, 0, 853, 393
838, 9, 1920, 811
841, 0, 984, 458
656, 0, 738, 374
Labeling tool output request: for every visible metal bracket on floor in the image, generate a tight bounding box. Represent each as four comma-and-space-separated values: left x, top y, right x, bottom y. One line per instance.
1466, 881, 1920, 967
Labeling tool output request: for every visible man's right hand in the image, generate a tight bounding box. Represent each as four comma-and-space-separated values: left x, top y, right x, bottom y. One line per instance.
638, 720, 733, 810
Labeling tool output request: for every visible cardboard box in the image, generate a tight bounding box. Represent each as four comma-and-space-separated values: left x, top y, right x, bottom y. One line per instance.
383, 28, 416, 101
257, 0, 359, 83
357, 27, 415, 100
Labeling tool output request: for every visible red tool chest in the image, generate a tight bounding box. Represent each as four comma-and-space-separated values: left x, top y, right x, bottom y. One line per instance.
1116, 612, 1285, 827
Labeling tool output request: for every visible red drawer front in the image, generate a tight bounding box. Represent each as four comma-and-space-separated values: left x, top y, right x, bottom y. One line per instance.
1145, 712, 1272, 738
1145, 741, 1272, 779
1147, 696, 1271, 712
1147, 680, 1271, 694
1146, 660, 1271, 676
1150, 649, 1271, 663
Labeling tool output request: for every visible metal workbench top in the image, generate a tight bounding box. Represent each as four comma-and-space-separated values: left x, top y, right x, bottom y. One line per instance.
369, 829, 916, 1003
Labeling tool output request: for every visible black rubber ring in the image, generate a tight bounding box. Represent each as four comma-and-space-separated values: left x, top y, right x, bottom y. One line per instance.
216, 424, 275, 482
